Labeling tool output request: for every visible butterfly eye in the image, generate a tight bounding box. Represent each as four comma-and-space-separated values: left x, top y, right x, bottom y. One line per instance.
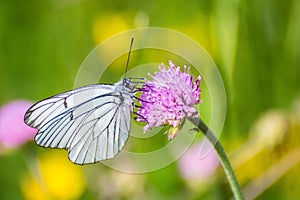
123, 79, 132, 89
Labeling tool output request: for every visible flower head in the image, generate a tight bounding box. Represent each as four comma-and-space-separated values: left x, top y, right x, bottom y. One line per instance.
0, 100, 37, 148
136, 61, 202, 139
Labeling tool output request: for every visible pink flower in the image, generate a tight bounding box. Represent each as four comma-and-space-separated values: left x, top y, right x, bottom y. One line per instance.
136, 61, 202, 139
178, 141, 220, 183
0, 100, 37, 148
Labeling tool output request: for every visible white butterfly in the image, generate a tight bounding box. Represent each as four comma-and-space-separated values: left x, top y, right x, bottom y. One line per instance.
24, 78, 137, 165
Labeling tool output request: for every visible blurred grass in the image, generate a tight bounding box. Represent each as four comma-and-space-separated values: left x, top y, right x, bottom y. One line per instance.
0, 0, 299, 199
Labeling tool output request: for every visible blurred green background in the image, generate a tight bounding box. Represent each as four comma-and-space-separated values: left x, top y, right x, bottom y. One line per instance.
0, 0, 300, 199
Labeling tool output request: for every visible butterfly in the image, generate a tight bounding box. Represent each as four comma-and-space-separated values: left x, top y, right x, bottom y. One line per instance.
24, 38, 141, 165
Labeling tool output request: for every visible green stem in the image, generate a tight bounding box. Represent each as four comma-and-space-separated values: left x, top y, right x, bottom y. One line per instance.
188, 117, 245, 200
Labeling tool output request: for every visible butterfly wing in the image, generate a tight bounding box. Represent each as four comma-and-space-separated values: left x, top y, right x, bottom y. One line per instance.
24, 83, 132, 164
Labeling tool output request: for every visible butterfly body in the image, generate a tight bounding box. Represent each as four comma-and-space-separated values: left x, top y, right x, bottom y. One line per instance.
24, 78, 135, 165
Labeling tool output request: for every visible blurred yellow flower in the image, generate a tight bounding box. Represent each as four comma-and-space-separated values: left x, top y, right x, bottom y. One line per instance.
21, 175, 48, 200
91, 13, 132, 73
21, 151, 86, 200
93, 14, 130, 44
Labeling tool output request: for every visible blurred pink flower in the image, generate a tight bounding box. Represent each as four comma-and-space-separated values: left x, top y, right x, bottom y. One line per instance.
0, 100, 37, 148
178, 141, 220, 183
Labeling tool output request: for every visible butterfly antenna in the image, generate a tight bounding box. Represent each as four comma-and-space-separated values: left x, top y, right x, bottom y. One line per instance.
124, 36, 134, 79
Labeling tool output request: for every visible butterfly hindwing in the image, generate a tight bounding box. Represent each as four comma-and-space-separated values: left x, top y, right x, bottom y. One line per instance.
68, 104, 131, 164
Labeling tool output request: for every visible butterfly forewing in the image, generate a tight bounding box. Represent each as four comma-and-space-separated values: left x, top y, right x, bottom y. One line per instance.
24, 80, 135, 165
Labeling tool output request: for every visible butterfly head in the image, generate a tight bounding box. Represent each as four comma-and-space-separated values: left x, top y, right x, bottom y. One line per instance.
121, 78, 134, 93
